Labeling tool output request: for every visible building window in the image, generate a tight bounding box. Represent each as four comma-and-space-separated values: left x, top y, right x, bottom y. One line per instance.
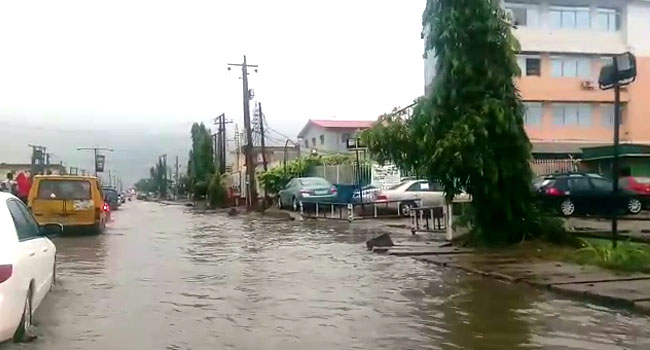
523, 102, 543, 126
517, 56, 541, 76
552, 103, 592, 127
319, 135, 325, 145
304, 140, 309, 148
341, 133, 351, 144
551, 56, 591, 78
596, 8, 620, 32
311, 137, 316, 146
505, 2, 540, 27
601, 104, 624, 127
550, 6, 591, 29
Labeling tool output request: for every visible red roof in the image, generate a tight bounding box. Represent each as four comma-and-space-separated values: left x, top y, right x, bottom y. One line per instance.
298, 119, 374, 138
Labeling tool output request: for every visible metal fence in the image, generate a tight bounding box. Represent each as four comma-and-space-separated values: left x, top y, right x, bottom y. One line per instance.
308, 164, 371, 186
530, 158, 579, 176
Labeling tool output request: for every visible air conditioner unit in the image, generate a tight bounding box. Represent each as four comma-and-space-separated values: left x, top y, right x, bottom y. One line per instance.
581, 80, 596, 89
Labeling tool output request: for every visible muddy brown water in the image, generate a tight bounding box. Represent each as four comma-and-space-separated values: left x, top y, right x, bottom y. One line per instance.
3, 202, 650, 349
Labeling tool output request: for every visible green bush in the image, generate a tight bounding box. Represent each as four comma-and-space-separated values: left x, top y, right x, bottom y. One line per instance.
572, 239, 650, 273
207, 173, 227, 208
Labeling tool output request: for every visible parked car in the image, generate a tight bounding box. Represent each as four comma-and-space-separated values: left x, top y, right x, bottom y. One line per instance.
619, 176, 650, 208
1, 192, 61, 343
28, 175, 108, 234
277, 177, 338, 211
102, 187, 120, 210
374, 180, 470, 217
535, 173, 643, 216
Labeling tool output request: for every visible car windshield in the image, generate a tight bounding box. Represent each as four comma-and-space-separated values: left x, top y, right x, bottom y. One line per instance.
300, 178, 331, 187
38, 180, 91, 200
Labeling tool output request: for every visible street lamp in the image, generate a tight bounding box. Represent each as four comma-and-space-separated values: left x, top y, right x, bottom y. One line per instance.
598, 52, 637, 248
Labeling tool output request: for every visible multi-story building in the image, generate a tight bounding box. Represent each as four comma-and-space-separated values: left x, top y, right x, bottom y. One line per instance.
424, 0, 650, 175
297, 119, 374, 154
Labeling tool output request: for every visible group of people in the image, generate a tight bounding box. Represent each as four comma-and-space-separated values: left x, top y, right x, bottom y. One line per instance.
1, 171, 32, 203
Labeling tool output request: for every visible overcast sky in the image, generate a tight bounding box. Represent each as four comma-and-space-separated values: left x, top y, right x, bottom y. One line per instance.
0, 0, 425, 183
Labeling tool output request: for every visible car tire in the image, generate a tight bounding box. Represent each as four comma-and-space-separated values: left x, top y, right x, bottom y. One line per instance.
292, 197, 298, 212
399, 201, 415, 217
627, 198, 643, 215
13, 287, 33, 342
560, 199, 575, 217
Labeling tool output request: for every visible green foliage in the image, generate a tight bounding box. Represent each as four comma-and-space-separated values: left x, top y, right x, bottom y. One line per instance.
258, 156, 319, 194
148, 158, 168, 198
572, 239, 650, 273
207, 173, 228, 208
134, 178, 155, 193
362, 0, 563, 245
187, 122, 215, 199
257, 154, 356, 194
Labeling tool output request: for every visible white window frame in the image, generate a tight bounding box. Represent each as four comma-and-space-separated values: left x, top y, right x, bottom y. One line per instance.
550, 56, 592, 78
523, 102, 543, 126
552, 103, 592, 127
549, 6, 591, 30
504, 2, 540, 27
600, 103, 624, 127
596, 8, 620, 32
517, 54, 541, 77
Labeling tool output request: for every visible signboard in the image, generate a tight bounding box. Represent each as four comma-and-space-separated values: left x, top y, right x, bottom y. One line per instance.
95, 154, 106, 173
370, 164, 401, 189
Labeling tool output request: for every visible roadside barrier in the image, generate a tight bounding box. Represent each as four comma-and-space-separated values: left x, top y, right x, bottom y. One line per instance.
299, 199, 422, 222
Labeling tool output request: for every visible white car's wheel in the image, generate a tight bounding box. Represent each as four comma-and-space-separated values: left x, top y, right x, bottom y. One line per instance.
292, 197, 298, 212
13, 288, 33, 342
277, 197, 283, 209
399, 202, 415, 217
628, 198, 642, 215
560, 199, 575, 217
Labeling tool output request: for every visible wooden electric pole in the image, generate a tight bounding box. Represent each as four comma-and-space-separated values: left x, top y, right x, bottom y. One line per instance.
228, 55, 259, 209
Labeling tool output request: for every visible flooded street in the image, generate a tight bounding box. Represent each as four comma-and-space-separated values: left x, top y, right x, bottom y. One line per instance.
4, 201, 650, 349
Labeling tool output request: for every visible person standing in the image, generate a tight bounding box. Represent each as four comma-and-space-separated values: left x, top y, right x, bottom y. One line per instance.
15, 172, 31, 204
1, 172, 15, 193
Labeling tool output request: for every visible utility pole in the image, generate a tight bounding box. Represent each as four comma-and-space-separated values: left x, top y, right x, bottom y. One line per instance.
77, 146, 113, 176
159, 154, 168, 198
258, 102, 269, 208
258, 103, 268, 173
213, 113, 232, 175
228, 55, 259, 209
175, 155, 179, 199
108, 170, 112, 187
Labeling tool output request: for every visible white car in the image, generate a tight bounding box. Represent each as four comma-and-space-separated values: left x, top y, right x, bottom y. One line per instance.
375, 180, 471, 216
0, 192, 59, 343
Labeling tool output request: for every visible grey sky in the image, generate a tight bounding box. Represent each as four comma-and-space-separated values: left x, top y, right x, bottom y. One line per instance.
0, 0, 425, 184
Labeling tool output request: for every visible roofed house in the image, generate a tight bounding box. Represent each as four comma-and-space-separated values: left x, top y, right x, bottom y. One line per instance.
297, 119, 374, 154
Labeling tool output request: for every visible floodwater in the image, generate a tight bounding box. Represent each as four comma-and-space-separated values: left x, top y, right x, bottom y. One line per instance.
4, 201, 650, 350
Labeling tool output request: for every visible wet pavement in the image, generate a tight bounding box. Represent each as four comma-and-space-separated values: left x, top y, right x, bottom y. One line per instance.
4, 201, 650, 349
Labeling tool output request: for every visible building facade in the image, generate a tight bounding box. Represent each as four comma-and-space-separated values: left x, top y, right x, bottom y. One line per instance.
424, 0, 650, 159
297, 120, 374, 154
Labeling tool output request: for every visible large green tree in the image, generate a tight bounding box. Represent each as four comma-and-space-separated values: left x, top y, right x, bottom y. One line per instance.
149, 157, 168, 198
363, 0, 562, 245
187, 122, 215, 198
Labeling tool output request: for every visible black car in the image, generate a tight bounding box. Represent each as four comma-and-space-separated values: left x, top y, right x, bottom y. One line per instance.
103, 187, 121, 210
535, 173, 643, 217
